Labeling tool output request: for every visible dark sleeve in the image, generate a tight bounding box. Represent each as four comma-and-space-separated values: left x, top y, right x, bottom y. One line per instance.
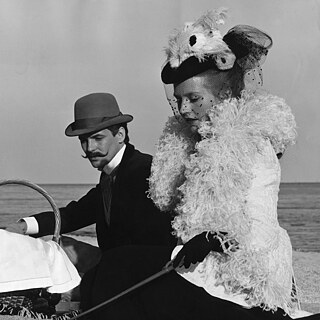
33, 185, 103, 237
126, 157, 176, 248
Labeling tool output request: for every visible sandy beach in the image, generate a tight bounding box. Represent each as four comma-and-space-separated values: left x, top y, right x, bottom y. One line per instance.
70, 235, 320, 315
292, 251, 320, 314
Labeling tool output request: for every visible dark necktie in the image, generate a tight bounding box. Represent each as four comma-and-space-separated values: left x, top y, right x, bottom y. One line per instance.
100, 168, 117, 225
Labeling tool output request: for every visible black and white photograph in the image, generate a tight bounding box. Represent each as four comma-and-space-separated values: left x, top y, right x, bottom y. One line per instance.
0, 1, 319, 319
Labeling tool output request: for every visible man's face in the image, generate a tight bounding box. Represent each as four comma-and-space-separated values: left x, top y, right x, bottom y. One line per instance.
79, 128, 123, 170
173, 71, 226, 133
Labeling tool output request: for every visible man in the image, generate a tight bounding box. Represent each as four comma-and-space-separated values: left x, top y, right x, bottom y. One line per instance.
6, 93, 175, 254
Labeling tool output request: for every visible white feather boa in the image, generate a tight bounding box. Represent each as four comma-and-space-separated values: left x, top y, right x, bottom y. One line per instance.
149, 91, 297, 312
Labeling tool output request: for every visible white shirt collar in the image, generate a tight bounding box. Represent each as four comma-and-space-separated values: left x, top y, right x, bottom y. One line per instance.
102, 144, 126, 175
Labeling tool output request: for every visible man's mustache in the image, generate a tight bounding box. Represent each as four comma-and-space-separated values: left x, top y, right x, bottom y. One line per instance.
82, 152, 108, 159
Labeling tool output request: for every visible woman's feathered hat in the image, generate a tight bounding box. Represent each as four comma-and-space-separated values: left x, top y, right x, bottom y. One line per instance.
161, 8, 273, 85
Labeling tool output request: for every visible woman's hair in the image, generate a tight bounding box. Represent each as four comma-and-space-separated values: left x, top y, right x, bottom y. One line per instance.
202, 63, 245, 99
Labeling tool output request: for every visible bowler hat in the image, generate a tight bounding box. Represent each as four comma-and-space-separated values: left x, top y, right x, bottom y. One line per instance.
65, 93, 133, 137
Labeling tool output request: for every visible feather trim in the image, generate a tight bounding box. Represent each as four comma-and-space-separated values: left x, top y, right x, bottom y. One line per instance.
149, 91, 297, 313
165, 9, 236, 69
148, 118, 197, 212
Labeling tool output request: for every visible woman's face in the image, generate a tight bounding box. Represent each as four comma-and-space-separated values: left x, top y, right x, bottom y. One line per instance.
173, 72, 225, 133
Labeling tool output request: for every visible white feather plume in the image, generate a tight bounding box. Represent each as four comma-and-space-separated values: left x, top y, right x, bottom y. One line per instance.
165, 8, 236, 69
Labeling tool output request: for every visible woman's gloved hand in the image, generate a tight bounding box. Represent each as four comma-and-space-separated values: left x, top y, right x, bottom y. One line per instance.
172, 231, 229, 268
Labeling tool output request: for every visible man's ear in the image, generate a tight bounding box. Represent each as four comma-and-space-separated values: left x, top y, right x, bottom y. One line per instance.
117, 127, 126, 144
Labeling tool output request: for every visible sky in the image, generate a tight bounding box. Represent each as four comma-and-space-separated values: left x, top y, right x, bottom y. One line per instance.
0, 0, 319, 184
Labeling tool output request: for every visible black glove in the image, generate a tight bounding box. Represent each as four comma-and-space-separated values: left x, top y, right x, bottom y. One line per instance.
172, 231, 227, 268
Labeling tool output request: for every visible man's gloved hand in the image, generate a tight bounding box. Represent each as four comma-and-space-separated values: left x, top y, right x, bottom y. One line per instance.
172, 231, 228, 268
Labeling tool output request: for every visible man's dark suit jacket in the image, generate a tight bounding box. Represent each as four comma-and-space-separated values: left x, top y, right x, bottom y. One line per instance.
34, 143, 176, 251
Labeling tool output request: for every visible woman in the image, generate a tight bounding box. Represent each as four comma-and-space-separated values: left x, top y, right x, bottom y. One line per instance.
80, 9, 318, 320
150, 8, 296, 313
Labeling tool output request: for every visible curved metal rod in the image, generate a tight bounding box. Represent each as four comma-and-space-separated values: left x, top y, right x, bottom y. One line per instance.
0, 179, 61, 243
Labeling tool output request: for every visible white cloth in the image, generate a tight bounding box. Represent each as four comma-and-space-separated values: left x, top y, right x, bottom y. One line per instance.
291, 310, 313, 318
22, 216, 39, 235
0, 229, 81, 293
171, 245, 251, 307
172, 140, 294, 309
102, 144, 126, 175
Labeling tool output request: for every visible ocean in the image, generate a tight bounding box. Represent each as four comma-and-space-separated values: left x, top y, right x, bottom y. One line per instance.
0, 182, 319, 252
